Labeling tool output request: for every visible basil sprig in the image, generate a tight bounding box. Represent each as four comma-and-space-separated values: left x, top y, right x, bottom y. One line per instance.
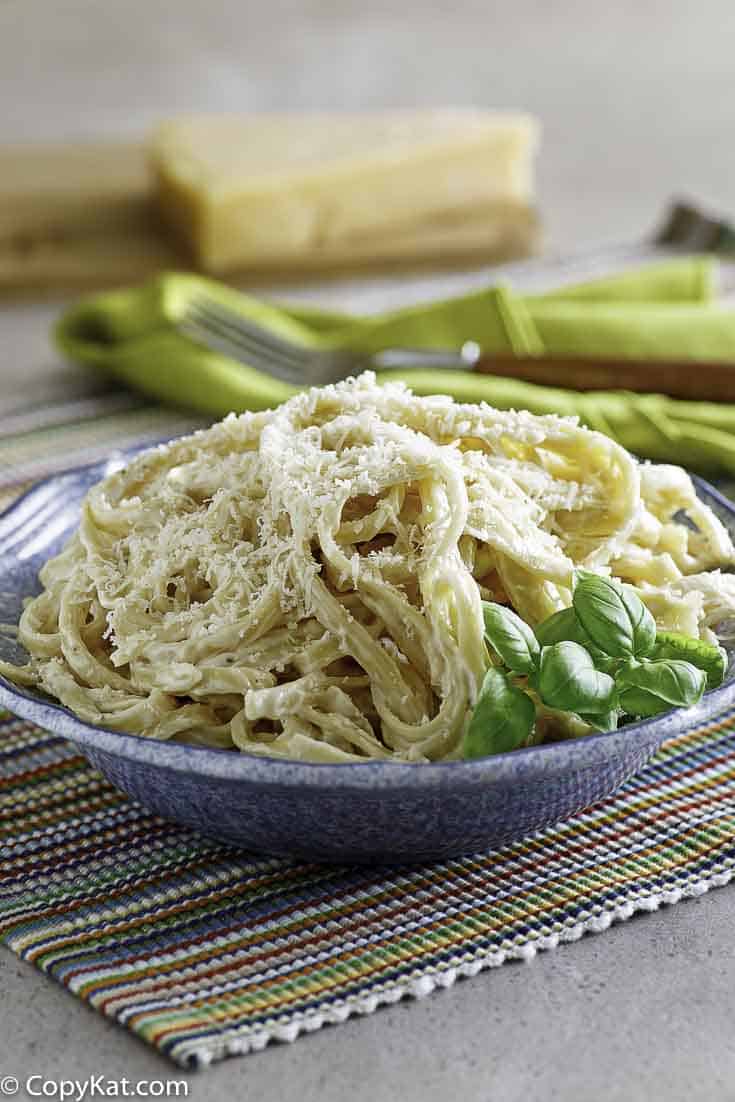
572, 570, 656, 658
649, 631, 727, 689
463, 576, 727, 761
535, 606, 617, 671
616, 659, 707, 717
463, 667, 536, 759
537, 641, 616, 713
482, 602, 540, 674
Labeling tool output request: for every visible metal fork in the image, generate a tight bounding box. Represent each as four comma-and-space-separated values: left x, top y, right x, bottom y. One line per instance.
177, 200, 735, 387
178, 298, 483, 386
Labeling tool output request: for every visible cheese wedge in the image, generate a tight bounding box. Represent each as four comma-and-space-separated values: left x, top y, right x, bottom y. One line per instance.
0, 142, 150, 242
0, 142, 186, 292
150, 111, 539, 273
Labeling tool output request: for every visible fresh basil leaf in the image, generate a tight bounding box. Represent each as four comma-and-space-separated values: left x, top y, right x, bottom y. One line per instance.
482, 602, 540, 674
573, 571, 656, 658
580, 709, 620, 733
537, 641, 617, 713
617, 687, 666, 718
616, 658, 706, 717
535, 607, 590, 647
535, 607, 618, 672
650, 631, 727, 689
463, 667, 536, 759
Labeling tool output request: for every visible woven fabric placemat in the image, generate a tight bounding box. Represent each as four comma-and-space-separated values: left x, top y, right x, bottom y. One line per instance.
2, 705, 735, 1068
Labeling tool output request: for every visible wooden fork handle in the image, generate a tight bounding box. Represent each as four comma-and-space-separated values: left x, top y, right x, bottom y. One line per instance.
474, 354, 735, 401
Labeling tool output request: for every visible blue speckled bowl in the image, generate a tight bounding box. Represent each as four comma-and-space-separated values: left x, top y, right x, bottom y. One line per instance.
1, 451, 734, 864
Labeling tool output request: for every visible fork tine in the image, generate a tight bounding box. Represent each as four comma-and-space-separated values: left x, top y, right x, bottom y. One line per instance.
653, 201, 735, 250
182, 308, 310, 380
184, 296, 360, 385
184, 306, 305, 369
179, 316, 306, 385
188, 298, 315, 368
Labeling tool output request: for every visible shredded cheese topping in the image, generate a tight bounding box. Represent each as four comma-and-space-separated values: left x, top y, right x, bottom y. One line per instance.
4, 372, 735, 762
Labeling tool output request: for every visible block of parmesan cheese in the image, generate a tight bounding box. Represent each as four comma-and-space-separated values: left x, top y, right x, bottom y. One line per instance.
0, 142, 185, 292
150, 111, 539, 274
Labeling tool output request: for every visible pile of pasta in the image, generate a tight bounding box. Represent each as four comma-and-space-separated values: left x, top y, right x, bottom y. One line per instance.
5, 372, 735, 762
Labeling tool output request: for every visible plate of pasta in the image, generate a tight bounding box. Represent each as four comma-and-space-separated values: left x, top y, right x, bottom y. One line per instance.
1, 372, 734, 862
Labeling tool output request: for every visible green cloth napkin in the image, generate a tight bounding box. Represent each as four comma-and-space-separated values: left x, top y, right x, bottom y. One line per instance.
55, 256, 735, 473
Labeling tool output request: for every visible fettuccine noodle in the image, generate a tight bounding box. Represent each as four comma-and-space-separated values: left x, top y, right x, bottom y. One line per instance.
3, 373, 735, 762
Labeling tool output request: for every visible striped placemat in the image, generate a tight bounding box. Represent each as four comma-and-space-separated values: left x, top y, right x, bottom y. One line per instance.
2, 708, 735, 1068
2, 376, 735, 1069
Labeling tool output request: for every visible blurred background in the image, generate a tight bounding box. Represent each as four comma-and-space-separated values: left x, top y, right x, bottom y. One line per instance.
2, 0, 734, 249
2, 0, 735, 404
